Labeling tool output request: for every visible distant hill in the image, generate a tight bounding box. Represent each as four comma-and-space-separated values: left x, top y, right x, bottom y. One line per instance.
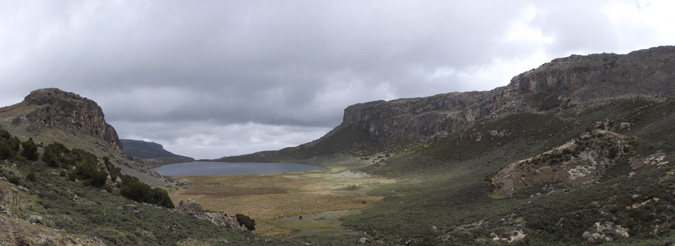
121, 139, 194, 162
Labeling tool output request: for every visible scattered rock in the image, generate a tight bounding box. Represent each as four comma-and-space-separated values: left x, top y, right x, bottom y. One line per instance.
28, 215, 45, 225
17, 186, 29, 193
0, 205, 10, 216
431, 225, 439, 233
163, 224, 177, 233
583, 221, 629, 243
359, 237, 370, 244
492, 229, 527, 244
39, 236, 56, 246
122, 204, 143, 219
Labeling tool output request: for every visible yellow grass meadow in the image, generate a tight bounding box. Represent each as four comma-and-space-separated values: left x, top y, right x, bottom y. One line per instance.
169, 167, 396, 236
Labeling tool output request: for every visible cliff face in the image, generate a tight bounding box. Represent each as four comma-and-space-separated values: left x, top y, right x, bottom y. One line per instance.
339, 46, 675, 145
22, 88, 124, 155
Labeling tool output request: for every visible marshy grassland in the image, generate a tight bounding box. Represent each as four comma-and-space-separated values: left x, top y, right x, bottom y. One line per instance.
169, 166, 396, 237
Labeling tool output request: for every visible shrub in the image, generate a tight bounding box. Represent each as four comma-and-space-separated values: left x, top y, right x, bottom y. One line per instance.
8, 176, 20, 185
235, 214, 256, 231
0, 133, 20, 160
43, 142, 70, 168
120, 177, 174, 208
342, 184, 361, 190
26, 172, 37, 182
21, 138, 39, 161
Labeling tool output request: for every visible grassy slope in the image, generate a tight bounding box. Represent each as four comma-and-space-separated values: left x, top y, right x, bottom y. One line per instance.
1, 158, 296, 245
336, 99, 675, 245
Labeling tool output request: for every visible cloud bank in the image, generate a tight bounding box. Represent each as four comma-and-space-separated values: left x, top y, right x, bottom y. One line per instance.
1, 0, 674, 158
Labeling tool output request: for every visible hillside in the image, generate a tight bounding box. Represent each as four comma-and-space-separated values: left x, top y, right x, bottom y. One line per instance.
0, 88, 172, 187
0, 90, 296, 245
214, 46, 675, 245
121, 139, 194, 165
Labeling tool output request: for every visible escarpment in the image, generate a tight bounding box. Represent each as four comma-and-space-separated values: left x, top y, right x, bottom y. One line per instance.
339, 46, 675, 146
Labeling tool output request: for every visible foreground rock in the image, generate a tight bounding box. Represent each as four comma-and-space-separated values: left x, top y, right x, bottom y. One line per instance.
177, 199, 249, 231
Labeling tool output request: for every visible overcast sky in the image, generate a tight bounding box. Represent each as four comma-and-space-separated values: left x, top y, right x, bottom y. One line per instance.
1, 0, 674, 159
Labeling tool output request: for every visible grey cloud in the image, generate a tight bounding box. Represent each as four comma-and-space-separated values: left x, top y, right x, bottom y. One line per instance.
2, 0, 673, 158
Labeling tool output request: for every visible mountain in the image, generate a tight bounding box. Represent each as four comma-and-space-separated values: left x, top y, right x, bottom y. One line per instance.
216, 46, 675, 245
121, 139, 194, 164
0, 88, 171, 187
220, 46, 675, 162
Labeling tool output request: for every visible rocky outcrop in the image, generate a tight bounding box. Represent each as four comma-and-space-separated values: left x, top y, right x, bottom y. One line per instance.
22, 88, 124, 155
177, 199, 248, 231
491, 129, 634, 197
339, 46, 675, 146
0, 88, 174, 188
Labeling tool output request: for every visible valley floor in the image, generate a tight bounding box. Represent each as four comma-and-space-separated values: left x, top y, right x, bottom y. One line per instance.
169, 166, 396, 237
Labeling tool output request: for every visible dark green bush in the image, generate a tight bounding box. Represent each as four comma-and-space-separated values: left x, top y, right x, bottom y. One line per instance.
43, 142, 70, 167
0, 131, 20, 160
235, 214, 256, 231
8, 176, 20, 185
26, 172, 37, 182
20, 138, 39, 161
120, 177, 174, 208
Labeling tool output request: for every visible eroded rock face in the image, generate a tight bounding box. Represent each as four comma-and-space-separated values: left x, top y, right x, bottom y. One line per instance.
23, 88, 124, 155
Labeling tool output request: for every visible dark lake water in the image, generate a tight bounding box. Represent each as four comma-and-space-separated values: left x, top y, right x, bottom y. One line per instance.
153, 162, 326, 176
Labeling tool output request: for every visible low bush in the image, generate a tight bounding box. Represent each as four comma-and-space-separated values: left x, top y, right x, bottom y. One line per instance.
235, 214, 256, 231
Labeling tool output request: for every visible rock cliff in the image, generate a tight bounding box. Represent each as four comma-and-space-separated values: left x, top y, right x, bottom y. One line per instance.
338, 46, 675, 146
22, 88, 124, 155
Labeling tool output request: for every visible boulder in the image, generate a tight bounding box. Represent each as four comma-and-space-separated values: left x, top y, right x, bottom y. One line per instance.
28, 215, 45, 225
122, 204, 144, 219
39, 236, 56, 246
177, 199, 249, 231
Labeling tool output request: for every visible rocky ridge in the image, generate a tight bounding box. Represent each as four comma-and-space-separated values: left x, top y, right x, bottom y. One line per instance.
337, 46, 675, 146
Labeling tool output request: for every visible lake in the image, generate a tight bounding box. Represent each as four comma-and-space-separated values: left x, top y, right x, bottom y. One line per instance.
153, 161, 326, 176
